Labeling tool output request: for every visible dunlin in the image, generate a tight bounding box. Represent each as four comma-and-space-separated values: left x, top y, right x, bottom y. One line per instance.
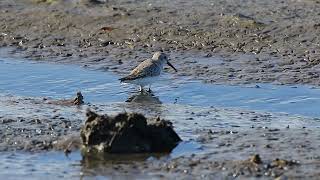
119, 52, 177, 92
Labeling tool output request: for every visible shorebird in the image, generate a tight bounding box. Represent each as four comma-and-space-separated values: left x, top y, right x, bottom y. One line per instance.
119, 52, 177, 92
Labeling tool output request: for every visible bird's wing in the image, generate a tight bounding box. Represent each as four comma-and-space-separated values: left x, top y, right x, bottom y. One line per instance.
119, 59, 159, 81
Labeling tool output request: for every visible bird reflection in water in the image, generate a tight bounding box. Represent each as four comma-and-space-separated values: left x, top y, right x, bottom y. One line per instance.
126, 91, 162, 104
124, 91, 164, 116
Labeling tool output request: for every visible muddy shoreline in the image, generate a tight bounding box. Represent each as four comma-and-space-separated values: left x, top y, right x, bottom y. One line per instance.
2, 0, 320, 85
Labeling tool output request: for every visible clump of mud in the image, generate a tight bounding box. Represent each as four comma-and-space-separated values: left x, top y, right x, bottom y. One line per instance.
46, 91, 84, 106
80, 109, 181, 153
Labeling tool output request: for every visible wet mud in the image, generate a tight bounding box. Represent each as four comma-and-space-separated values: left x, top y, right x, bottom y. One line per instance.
2, 0, 320, 85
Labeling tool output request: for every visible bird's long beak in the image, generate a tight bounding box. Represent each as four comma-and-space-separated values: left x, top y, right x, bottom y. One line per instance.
167, 61, 177, 72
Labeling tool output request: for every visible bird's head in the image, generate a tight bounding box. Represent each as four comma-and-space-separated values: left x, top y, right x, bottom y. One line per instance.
152, 52, 177, 72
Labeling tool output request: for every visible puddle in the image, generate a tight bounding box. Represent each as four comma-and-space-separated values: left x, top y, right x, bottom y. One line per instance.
1, 58, 320, 117
170, 141, 203, 158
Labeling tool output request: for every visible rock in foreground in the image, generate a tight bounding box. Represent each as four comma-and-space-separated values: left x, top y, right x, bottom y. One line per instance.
80, 110, 181, 153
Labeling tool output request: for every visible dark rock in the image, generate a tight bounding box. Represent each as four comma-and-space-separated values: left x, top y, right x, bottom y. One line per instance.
80, 109, 181, 153
250, 154, 262, 164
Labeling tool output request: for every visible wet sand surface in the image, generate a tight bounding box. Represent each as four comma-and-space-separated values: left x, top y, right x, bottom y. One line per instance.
1, 0, 320, 179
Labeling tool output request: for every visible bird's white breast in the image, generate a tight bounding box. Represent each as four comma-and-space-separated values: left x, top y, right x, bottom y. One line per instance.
125, 76, 160, 87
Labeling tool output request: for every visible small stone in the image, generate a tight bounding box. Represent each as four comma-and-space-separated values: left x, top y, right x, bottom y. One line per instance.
205, 53, 213, 57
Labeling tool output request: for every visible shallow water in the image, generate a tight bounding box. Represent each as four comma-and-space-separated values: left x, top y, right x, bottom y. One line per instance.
0, 141, 202, 180
0, 151, 82, 180
1, 58, 320, 117
1, 57, 320, 179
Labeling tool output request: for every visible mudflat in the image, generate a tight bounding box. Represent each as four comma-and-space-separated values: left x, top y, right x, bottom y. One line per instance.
1, 0, 320, 179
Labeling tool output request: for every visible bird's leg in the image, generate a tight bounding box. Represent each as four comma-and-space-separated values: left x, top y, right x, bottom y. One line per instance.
147, 85, 152, 93
139, 85, 144, 93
